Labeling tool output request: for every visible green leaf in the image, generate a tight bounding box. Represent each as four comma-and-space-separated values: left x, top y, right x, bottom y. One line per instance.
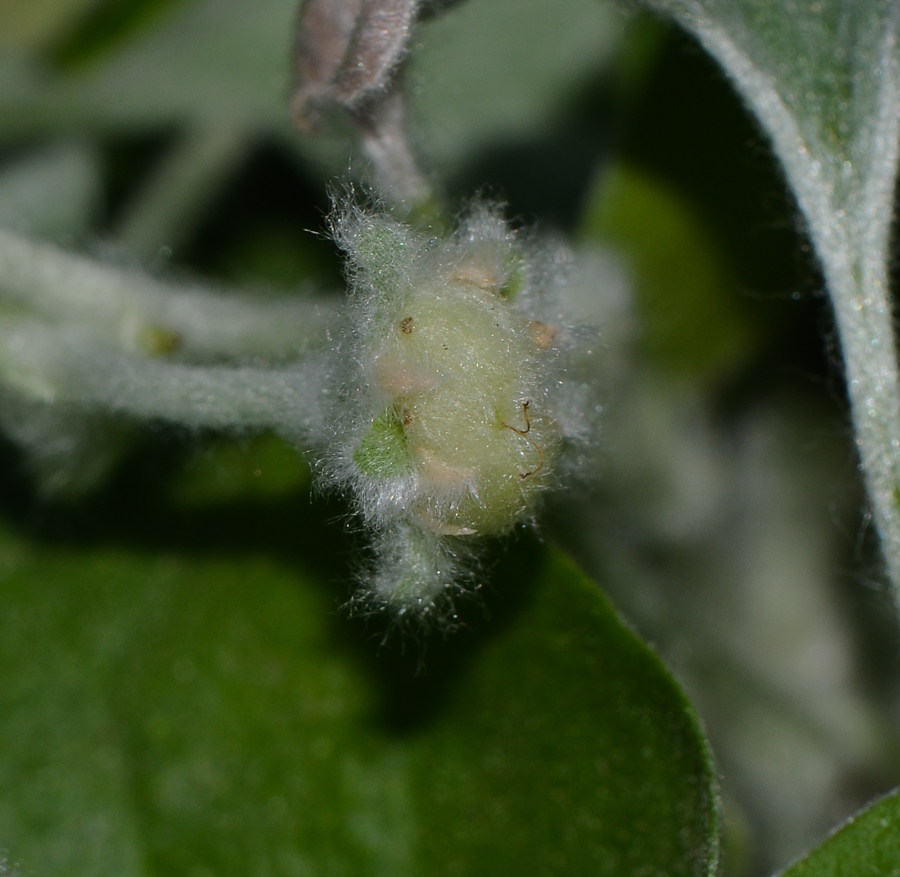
0, 141, 101, 241
0, 509, 718, 875
47, 0, 190, 70
353, 408, 413, 480
580, 161, 755, 379
639, 0, 900, 612
409, 0, 628, 173
0, 0, 97, 52
166, 433, 310, 507
778, 789, 900, 876
407, 545, 720, 876
0, 0, 300, 137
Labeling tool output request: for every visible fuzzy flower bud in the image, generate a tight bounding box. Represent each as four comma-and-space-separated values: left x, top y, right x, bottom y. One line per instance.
323, 201, 586, 619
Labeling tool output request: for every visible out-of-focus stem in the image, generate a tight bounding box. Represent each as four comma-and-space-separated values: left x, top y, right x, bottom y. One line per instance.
351, 88, 433, 207
114, 124, 251, 263
0, 318, 337, 443
0, 228, 338, 360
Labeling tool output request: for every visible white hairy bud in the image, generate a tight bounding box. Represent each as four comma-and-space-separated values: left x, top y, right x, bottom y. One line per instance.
324, 200, 587, 618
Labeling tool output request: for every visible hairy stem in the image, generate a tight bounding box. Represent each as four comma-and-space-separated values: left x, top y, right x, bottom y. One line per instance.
0, 319, 336, 442
0, 228, 338, 360
351, 88, 432, 206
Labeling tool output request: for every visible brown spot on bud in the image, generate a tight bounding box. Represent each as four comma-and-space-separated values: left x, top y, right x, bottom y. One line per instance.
528, 320, 558, 350
372, 354, 435, 394
450, 264, 501, 291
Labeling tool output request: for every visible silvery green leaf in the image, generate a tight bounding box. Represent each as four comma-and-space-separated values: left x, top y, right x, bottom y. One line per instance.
408, 0, 627, 173
639, 0, 900, 601
0, 141, 100, 242
0, 0, 299, 136
0, 0, 628, 185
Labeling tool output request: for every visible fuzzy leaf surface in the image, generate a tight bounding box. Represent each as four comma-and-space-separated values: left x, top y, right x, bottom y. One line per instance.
637, 0, 900, 198
639, 0, 900, 602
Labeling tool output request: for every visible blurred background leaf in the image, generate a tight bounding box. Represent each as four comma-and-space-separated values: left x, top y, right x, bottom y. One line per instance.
0, 0, 98, 52
579, 160, 756, 380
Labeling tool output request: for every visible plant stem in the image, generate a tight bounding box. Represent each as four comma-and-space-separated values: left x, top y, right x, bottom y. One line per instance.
114, 124, 250, 263
0, 319, 336, 442
0, 228, 338, 359
351, 89, 433, 207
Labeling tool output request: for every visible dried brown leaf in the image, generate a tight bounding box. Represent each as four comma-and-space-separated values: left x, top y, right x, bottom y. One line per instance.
291, 0, 419, 129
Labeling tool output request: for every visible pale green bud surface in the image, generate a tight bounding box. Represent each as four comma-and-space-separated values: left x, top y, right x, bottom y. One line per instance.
365, 277, 557, 536
331, 204, 581, 616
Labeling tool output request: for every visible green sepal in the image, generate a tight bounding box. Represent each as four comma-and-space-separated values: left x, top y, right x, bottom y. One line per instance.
349, 218, 415, 301
353, 407, 413, 480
